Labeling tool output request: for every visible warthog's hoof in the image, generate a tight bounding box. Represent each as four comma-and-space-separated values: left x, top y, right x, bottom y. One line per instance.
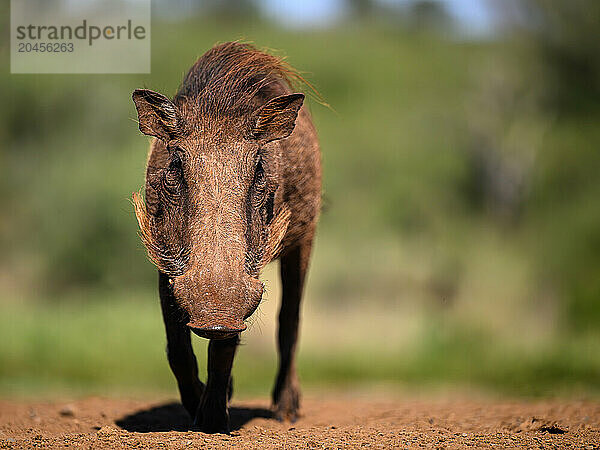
193, 409, 230, 434
193, 391, 230, 434
273, 383, 301, 423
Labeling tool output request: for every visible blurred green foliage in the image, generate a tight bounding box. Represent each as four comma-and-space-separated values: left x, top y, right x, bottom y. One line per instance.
1, 287, 598, 398
1, 1, 600, 396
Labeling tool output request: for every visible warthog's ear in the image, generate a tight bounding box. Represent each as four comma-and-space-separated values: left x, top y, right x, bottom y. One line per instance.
132, 89, 183, 141
252, 93, 304, 144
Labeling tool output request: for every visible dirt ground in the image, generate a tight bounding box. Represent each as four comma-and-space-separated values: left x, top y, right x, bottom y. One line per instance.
0, 393, 599, 448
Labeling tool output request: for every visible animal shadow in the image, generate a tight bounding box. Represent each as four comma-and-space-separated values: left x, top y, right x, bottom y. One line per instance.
116, 402, 273, 432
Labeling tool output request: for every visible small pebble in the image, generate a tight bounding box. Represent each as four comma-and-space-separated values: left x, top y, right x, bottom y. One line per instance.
59, 405, 76, 417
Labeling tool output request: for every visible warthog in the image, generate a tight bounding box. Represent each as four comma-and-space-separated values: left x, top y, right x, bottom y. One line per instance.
132, 42, 321, 433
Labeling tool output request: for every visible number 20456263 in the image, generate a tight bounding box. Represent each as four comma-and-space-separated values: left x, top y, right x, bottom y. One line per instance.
18, 42, 74, 52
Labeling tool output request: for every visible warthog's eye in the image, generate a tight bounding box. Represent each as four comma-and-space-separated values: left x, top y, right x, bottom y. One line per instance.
251, 158, 275, 224
167, 151, 183, 175
252, 160, 267, 200
162, 151, 184, 201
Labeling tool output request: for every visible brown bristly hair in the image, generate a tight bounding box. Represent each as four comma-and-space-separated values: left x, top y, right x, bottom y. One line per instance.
132, 191, 189, 276
259, 205, 291, 270
174, 41, 327, 122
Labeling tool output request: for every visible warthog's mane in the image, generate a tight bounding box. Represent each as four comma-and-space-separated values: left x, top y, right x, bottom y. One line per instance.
173, 41, 312, 121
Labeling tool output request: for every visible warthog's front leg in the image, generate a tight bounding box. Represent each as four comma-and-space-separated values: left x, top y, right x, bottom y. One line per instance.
273, 239, 313, 421
159, 272, 205, 418
194, 335, 239, 433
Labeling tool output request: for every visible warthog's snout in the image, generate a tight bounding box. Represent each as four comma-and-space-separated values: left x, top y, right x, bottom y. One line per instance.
183, 276, 264, 340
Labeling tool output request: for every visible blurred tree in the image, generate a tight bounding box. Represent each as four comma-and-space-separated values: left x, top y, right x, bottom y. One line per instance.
489, 0, 600, 329
347, 0, 376, 18
154, 0, 259, 21
202, 0, 259, 20
496, 0, 600, 112
406, 0, 453, 32
465, 59, 549, 222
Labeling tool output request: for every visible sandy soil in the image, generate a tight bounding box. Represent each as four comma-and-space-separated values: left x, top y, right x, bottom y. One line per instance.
0, 393, 599, 448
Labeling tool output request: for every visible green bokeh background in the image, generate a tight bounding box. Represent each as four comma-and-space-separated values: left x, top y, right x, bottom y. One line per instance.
1, 1, 599, 399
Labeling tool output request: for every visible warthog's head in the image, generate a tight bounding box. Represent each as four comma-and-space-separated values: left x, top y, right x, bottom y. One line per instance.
131, 84, 304, 339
